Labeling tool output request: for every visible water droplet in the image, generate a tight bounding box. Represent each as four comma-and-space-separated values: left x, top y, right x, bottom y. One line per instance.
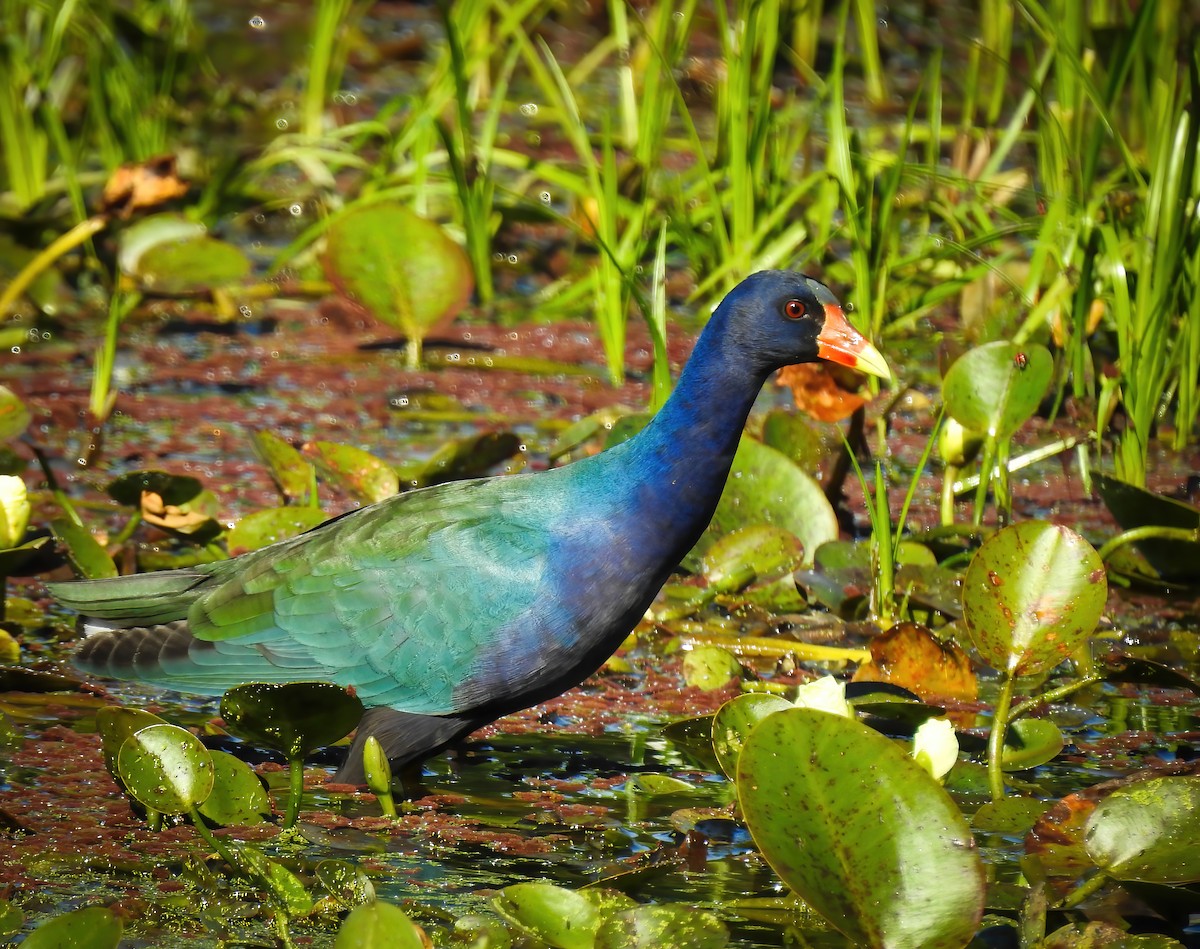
10, 346, 19, 354
275, 117, 289, 130
519, 102, 539, 117
249, 15, 266, 29
289, 203, 303, 216
506, 254, 518, 264
239, 305, 252, 317
539, 191, 552, 204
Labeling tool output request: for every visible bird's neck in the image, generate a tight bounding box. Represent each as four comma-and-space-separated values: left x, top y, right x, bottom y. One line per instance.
609, 325, 770, 546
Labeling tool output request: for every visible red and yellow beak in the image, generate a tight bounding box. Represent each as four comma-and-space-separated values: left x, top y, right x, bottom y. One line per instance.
816, 303, 890, 380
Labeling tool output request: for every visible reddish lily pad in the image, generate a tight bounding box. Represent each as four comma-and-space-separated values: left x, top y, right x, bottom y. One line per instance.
962, 521, 1106, 677
737, 708, 985, 948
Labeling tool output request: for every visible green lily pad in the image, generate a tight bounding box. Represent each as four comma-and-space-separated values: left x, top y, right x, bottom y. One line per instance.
701, 525, 805, 593
712, 692, 792, 780
624, 773, 695, 796
1092, 472, 1200, 583
316, 859, 376, 909
737, 708, 985, 948
942, 342, 1052, 439
116, 723, 215, 815
117, 213, 206, 276
135, 234, 251, 295
0, 385, 30, 441
760, 408, 833, 471
0, 534, 49, 575
692, 437, 837, 569
226, 506, 328, 555
324, 201, 473, 366
21, 905, 122, 949
334, 902, 426, 948
971, 796, 1048, 836
96, 706, 172, 776
962, 521, 1106, 677
304, 441, 399, 504
660, 715, 721, 772
197, 749, 271, 826
492, 882, 598, 949
0, 899, 21, 938
253, 430, 316, 504
1084, 776, 1200, 884
682, 644, 741, 691
1000, 718, 1064, 771
219, 682, 363, 758
409, 431, 522, 489
50, 517, 117, 579
595, 905, 729, 948
0, 666, 82, 693
233, 842, 314, 916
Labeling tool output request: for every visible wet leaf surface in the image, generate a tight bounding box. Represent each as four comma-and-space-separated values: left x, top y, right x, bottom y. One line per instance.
219, 682, 363, 759
1084, 776, 1200, 883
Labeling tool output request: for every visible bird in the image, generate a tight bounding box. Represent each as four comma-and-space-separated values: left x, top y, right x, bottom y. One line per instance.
48, 270, 889, 784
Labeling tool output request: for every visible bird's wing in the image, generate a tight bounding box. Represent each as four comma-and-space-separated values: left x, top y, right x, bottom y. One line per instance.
115, 477, 569, 714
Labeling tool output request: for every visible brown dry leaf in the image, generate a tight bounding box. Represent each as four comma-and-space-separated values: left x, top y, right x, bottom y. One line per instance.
775, 363, 868, 422
140, 490, 210, 531
101, 155, 189, 218
851, 621, 978, 701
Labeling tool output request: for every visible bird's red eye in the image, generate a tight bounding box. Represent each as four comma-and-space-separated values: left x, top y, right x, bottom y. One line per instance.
783, 299, 807, 319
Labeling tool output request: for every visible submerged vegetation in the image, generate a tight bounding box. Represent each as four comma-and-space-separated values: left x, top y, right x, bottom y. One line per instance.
2, 0, 1200, 946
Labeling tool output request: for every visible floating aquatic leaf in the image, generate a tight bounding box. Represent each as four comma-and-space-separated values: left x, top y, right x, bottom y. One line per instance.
1000, 718, 1064, 771
682, 644, 741, 691
595, 905, 729, 948
1085, 776, 1200, 884
711, 692, 791, 779
226, 506, 327, 555
625, 773, 695, 796
334, 902, 426, 948
107, 470, 203, 508
220, 682, 363, 758
962, 522, 1106, 676
851, 622, 978, 701
304, 441, 400, 504
694, 437, 837, 569
493, 882, 598, 949
411, 431, 523, 488
97, 706, 172, 775
700, 525, 805, 593
316, 859, 376, 910
0, 386, 30, 441
117, 213, 206, 275
135, 235, 251, 295
50, 517, 117, 579
0, 899, 21, 938
0, 534, 49, 576
324, 201, 473, 367
942, 342, 1052, 439
233, 843, 314, 917
1093, 472, 1200, 583
21, 905, 122, 949
117, 723, 214, 815
972, 797, 1048, 836
253, 430, 316, 504
197, 749, 271, 826
738, 708, 984, 948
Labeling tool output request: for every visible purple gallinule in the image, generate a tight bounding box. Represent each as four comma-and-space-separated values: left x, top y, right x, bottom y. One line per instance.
49, 270, 888, 782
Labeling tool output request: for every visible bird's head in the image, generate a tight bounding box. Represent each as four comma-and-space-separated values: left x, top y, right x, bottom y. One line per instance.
722, 271, 890, 381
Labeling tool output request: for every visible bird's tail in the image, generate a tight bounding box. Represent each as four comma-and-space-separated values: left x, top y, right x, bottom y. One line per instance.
46, 568, 217, 629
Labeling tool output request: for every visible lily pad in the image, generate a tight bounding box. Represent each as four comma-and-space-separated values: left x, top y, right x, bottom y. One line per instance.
316, 859, 376, 909
197, 749, 271, 826
117, 213, 206, 275
21, 906, 122, 949
1084, 776, 1200, 884
135, 234, 251, 295
595, 905, 729, 948
107, 470, 203, 508
700, 525, 805, 593
219, 682, 363, 759
737, 708, 985, 948
0, 385, 30, 441
334, 902, 427, 948
682, 644, 741, 691
1092, 473, 1200, 583
50, 517, 118, 579
233, 842, 314, 916
304, 441, 399, 504
253, 430, 316, 504
226, 506, 328, 555
493, 882, 598, 949
711, 692, 791, 779
116, 723, 215, 815
324, 201, 473, 367
962, 521, 1106, 676
410, 431, 523, 488
97, 706, 173, 776
691, 437, 837, 569
942, 342, 1052, 439
1000, 718, 1064, 771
